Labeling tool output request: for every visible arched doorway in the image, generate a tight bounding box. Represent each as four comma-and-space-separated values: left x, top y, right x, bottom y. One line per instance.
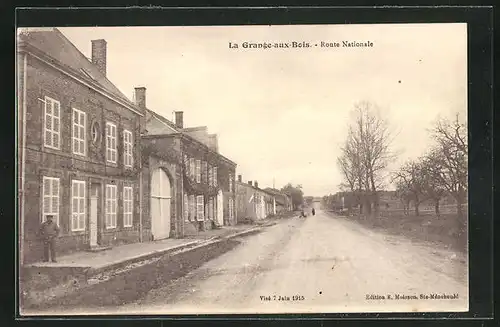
151, 168, 171, 240
216, 189, 224, 226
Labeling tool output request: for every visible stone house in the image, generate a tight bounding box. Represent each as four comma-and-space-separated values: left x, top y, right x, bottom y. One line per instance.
139, 92, 237, 239
263, 188, 293, 214
17, 28, 145, 264
235, 176, 276, 223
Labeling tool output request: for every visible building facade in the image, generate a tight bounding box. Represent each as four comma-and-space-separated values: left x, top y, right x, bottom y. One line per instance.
17, 28, 145, 264
140, 94, 237, 239
263, 188, 293, 214
235, 176, 276, 223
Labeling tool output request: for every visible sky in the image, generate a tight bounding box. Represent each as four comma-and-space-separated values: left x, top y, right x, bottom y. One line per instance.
58, 24, 467, 197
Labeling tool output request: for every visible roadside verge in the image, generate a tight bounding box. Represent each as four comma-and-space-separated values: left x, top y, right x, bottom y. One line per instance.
21, 224, 270, 313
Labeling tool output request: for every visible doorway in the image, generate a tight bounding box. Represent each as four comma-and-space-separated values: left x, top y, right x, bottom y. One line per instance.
217, 189, 224, 226
151, 168, 171, 240
89, 184, 99, 248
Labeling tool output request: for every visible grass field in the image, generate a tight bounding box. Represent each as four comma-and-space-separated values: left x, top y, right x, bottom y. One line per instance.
342, 209, 467, 253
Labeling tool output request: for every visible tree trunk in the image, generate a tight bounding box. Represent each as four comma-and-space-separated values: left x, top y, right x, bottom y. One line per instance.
434, 200, 440, 217
414, 195, 420, 216
365, 198, 372, 215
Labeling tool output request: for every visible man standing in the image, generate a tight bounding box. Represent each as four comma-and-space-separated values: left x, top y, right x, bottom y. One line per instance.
39, 215, 60, 262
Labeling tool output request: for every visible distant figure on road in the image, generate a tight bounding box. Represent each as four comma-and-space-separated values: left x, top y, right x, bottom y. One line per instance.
38, 215, 60, 262
312, 208, 316, 216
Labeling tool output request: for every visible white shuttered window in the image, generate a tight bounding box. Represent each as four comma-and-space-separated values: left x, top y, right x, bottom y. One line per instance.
123, 186, 133, 227
195, 160, 201, 183
72, 108, 86, 156
105, 184, 117, 228
42, 177, 60, 224
71, 180, 86, 231
106, 122, 117, 163
196, 195, 204, 221
123, 130, 133, 168
44, 97, 61, 149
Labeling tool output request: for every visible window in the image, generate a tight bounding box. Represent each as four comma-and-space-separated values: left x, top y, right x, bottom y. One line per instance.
189, 195, 195, 221
106, 122, 117, 163
105, 184, 117, 228
195, 160, 201, 183
123, 129, 133, 168
213, 167, 218, 186
202, 161, 207, 184
44, 96, 61, 149
71, 180, 86, 231
229, 173, 234, 192
208, 166, 213, 187
184, 193, 189, 222
196, 195, 204, 221
229, 197, 234, 220
72, 108, 86, 156
209, 198, 214, 220
183, 155, 188, 174
42, 177, 59, 224
123, 186, 133, 227
189, 158, 195, 179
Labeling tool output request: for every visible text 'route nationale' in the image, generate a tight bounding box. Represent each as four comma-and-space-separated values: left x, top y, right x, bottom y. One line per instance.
229, 41, 374, 49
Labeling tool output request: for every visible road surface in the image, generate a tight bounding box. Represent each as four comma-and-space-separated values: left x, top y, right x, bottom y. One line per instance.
116, 209, 468, 314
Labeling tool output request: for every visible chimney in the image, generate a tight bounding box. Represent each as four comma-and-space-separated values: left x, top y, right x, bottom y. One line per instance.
91, 39, 107, 76
134, 87, 146, 109
209, 134, 219, 152
238, 175, 242, 182
254, 181, 259, 188
175, 111, 184, 129
248, 181, 252, 186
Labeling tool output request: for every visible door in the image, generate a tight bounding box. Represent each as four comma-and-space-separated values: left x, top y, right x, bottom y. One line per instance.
217, 189, 224, 226
89, 184, 99, 247
151, 168, 171, 240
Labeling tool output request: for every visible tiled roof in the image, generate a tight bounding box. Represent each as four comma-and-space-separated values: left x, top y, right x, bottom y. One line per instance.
18, 28, 135, 107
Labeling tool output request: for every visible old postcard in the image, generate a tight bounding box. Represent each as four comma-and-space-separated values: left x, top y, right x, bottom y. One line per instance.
17, 23, 468, 315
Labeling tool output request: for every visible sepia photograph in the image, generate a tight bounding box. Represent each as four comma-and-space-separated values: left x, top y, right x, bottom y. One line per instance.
17, 23, 468, 315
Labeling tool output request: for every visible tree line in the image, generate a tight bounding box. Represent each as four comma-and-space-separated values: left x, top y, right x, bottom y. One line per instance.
336, 101, 467, 221
392, 114, 467, 220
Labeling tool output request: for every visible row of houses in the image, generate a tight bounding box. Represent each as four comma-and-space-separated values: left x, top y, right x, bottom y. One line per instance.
235, 177, 293, 224
17, 28, 292, 264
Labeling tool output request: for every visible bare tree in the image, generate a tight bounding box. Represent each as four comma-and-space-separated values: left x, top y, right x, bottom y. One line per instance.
393, 160, 426, 216
429, 113, 468, 220
343, 101, 396, 215
394, 180, 412, 215
420, 152, 448, 216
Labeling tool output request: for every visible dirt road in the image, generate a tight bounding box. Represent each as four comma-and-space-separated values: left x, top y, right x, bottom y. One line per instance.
116, 210, 468, 314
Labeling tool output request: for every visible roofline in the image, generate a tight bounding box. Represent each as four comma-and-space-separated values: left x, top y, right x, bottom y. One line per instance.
142, 131, 237, 167
17, 40, 144, 117
180, 133, 236, 167
236, 181, 276, 195
146, 109, 179, 133
183, 126, 207, 132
